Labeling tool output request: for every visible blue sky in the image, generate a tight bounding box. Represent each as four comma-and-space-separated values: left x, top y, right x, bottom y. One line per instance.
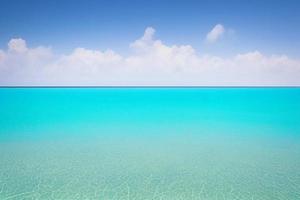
0, 0, 300, 85
1, 0, 299, 56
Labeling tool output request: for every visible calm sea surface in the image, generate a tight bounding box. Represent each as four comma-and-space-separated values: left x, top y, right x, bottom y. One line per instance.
0, 88, 300, 199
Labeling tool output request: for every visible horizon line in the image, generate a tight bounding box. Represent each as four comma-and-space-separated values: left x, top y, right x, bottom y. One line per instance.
1, 86, 300, 88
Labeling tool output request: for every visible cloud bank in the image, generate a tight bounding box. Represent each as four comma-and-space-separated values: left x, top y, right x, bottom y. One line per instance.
0, 27, 300, 86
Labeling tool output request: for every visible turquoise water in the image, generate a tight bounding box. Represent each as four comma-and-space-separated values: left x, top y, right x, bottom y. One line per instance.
0, 88, 300, 199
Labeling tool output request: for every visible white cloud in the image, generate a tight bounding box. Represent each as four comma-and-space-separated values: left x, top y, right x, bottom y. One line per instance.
59, 48, 122, 68
0, 27, 300, 86
8, 38, 28, 53
127, 27, 198, 71
0, 50, 5, 61
130, 27, 156, 52
206, 24, 225, 43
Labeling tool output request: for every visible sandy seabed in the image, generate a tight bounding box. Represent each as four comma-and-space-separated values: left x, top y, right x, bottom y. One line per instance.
1, 135, 300, 200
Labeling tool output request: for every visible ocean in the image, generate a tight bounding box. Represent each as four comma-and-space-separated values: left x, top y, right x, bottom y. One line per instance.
0, 88, 300, 199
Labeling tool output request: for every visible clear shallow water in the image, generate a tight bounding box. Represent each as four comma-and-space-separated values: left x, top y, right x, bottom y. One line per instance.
0, 88, 300, 199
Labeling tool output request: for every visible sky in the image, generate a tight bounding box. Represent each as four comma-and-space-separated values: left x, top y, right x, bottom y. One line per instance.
0, 0, 300, 86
